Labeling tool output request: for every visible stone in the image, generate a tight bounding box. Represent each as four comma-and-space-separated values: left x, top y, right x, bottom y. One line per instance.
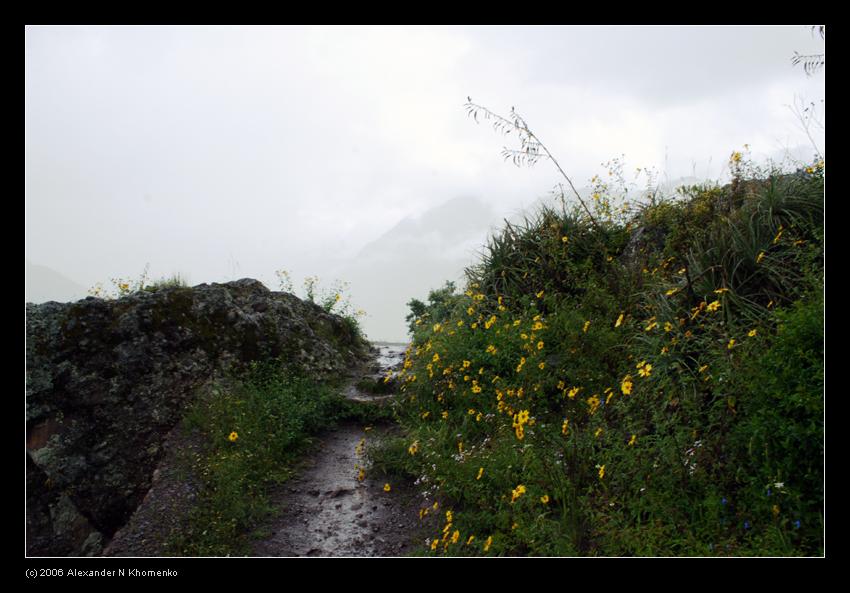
25, 279, 370, 556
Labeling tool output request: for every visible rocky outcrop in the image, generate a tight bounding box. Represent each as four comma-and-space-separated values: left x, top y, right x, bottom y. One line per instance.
25, 279, 370, 556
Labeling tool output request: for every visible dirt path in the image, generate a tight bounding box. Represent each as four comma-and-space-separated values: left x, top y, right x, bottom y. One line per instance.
250, 343, 430, 557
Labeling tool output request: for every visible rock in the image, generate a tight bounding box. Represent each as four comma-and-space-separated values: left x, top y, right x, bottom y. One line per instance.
25, 279, 370, 556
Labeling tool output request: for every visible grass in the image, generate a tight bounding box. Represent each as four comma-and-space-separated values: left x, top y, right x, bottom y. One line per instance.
376, 157, 823, 556
167, 360, 392, 556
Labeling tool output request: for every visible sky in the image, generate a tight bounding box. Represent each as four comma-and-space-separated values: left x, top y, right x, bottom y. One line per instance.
25, 25, 825, 342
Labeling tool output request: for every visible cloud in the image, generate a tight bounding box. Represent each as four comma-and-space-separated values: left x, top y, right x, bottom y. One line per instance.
25, 25, 824, 339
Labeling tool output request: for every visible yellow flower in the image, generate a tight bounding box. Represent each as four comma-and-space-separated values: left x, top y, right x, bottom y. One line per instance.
358, 467, 366, 481
562, 236, 569, 243
467, 306, 475, 316
594, 428, 603, 438
698, 364, 709, 373
538, 362, 545, 370
536, 290, 545, 299
628, 434, 637, 446
384, 483, 392, 492
510, 484, 527, 503
638, 364, 652, 378
476, 467, 484, 480
228, 431, 239, 442
727, 338, 736, 350
466, 535, 475, 545
432, 352, 440, 363
486, 344, 498, 354
583, 320, 591, 333
430, 539, 439, 551
537, 340, 544, 350
483, 536, 493, 552
621, 375, 633, 395
706, 300, 721, 312
567, 386, 580, 399
756, 251, 766, 264
748, 329, 757, 337
615, 312, 624, 327
408, 441, 419, 455
433, 323, 442, 333
561, 418, 569, 435
540, 495, 550, 504
598, 465, 606, 479
451, 530, 460, 544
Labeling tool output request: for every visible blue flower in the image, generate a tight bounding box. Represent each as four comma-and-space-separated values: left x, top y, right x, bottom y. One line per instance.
721, 497, 727, 505
766, 488, 772, 497
743, 520, 751, 530
794, 520, 801, 529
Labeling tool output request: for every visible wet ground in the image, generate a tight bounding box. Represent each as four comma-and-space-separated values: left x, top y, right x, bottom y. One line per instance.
249, 422, 425, 557
250, 342, 434, 557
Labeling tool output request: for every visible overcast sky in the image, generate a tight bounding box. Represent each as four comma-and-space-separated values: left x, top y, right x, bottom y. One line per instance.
25, 25, 825, 342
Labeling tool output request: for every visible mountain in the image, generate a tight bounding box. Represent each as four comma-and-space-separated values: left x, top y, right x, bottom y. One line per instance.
335, 196, 501, 343
25, 260, 88, 304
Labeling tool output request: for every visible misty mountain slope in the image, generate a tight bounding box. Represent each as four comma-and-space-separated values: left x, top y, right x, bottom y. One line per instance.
26, 259, 88, 304
335, 196, 502, 342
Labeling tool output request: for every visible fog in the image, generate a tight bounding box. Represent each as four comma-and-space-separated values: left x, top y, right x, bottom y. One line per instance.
25, 25, 825, 342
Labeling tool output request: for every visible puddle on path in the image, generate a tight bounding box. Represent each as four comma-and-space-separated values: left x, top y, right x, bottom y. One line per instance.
250, 423, 424, 557
250, 342, 431, 557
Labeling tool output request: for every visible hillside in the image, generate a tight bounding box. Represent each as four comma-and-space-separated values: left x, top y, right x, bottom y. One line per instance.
380, 160, 824, 556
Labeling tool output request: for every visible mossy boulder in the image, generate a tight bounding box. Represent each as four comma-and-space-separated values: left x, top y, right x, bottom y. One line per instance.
26, 279, 369, 556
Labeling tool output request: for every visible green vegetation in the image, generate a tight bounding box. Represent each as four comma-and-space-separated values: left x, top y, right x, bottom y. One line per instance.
88, 263, 189, 298
378, 153, 823, 556
168, 361, 390, 556
276, 270, 368, 342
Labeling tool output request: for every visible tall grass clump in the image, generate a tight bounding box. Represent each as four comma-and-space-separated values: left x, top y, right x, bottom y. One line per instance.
380, 152, 823, 556
169, 361, 352, 556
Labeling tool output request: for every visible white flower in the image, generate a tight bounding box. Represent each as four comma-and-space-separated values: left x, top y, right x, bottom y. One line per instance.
774, 482, 785, 489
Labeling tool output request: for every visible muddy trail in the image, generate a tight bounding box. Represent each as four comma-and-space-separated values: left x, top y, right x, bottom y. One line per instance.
249, 343, 431, 557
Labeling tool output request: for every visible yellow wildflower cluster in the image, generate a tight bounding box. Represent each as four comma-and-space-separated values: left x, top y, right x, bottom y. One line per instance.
512, 409, 531, 440
636, 360, 652, 378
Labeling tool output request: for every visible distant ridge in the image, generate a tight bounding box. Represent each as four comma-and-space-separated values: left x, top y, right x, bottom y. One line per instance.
25, 259, 88, 304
